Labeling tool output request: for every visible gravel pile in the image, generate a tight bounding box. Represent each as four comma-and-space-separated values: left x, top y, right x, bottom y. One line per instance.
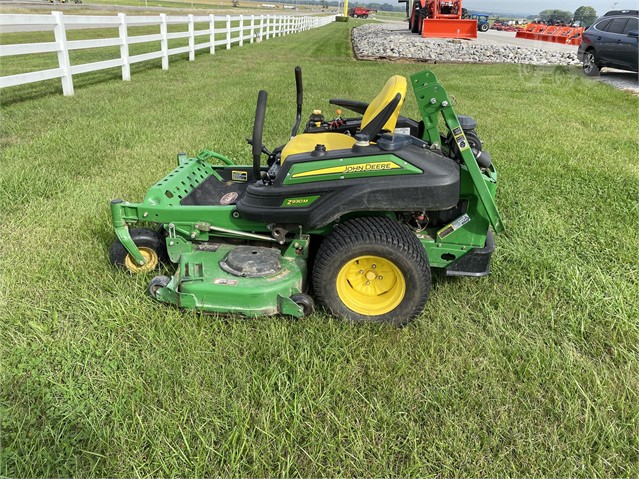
352, 24, 581, 66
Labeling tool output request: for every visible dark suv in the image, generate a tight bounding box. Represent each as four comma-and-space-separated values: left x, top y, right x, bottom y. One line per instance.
577, 10, 638, 76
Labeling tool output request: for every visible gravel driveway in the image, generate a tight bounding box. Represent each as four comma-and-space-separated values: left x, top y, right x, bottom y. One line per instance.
356, 22, 638, 94
592, 69, 639, 94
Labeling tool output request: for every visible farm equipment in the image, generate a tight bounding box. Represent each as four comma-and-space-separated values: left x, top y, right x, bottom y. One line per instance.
490, 20, 517, 32
108, 68, 503, 326
349, 7, 376, 18
399, 0, 477, 39
471, 13, 490, 32
516, 22, 585, 46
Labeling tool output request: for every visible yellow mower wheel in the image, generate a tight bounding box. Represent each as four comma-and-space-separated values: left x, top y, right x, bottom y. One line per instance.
313, 217, 431, 326
109, 227, 168, 274
124, 247, 159, 273
336, 255, 406, 316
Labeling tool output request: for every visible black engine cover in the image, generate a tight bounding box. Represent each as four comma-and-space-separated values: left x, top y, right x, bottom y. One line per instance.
235, 142, 460, 230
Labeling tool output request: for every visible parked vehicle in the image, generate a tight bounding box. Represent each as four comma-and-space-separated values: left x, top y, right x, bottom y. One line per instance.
398, 0, 477, 39
490, 20, 516, 32
471, 13, 490, 32
577, 10, 638, 76
348, 7, 376, 18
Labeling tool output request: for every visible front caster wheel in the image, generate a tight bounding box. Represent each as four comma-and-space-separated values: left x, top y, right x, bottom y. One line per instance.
109, 228, 168, 274
290, 293, 314, 317
148, 275, 171, 299
312, 217, 431, 327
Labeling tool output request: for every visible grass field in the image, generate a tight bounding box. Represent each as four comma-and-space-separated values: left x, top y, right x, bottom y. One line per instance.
1, 20, 638, 477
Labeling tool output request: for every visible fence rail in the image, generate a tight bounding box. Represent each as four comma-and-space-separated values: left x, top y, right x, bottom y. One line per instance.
0, 12, 335, 96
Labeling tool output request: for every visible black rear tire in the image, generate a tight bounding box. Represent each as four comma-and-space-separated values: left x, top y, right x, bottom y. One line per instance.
479, 22, 489, 32
312, 217, 431, 327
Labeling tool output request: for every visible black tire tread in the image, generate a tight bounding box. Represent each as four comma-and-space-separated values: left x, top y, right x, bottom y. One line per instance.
109, 227, 169, 270
148, 275, 171, 298
312, 216, 431, 326
583, 48, 600, 77
410, 8, 420, 33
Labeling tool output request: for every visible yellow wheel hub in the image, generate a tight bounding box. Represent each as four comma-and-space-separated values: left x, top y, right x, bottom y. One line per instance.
124, 247, 158, 273
336, 255, 406, 316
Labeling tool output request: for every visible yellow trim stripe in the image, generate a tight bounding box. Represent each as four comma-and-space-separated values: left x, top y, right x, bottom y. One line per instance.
292, 161, 401, 179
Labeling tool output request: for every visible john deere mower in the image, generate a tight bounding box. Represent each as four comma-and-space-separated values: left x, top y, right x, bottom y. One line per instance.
108, 68, 504, 326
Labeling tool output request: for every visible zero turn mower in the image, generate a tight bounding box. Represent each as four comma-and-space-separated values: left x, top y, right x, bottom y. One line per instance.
108, 68, 504, 326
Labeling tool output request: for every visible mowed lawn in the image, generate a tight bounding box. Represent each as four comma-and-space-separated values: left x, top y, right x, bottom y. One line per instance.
1, 21, 638, 477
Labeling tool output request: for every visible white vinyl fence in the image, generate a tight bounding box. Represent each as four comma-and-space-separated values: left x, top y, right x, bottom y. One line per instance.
0, 12, 335, 96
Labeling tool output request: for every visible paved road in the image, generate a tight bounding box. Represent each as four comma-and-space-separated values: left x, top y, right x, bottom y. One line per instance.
381, 20, 638, 94
477, 30, 638, 93
479, 30, 638, 92
474, 29, 578, 53
592, 69, 639, 94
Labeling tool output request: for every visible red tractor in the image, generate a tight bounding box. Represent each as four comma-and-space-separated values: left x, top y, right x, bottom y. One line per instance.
348, 6, 376, 18
399, 0, 477, 39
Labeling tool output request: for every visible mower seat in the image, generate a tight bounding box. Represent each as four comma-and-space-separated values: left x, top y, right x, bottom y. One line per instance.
281, 75, 407, 162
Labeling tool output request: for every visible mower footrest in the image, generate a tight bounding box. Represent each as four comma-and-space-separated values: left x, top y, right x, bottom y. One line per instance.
445, 230, 494, 277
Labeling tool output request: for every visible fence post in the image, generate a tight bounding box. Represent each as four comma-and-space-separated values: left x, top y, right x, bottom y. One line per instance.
259, 15, 264, 41
214, 14, 215, 55
250, 15, 255, 44
52, 11, 73, 96
160, 13, 169, 70
226, 15, 231, 49
188, 14, 195, 61
118, 13, 131, 81
239, 15, 244, 47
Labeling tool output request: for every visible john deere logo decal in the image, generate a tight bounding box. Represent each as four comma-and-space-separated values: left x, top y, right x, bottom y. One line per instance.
282, 195, 320, 207
291, 161, 401, 178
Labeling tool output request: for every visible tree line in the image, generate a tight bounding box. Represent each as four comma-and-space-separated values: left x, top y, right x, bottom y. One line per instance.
528, 6, 598, 26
